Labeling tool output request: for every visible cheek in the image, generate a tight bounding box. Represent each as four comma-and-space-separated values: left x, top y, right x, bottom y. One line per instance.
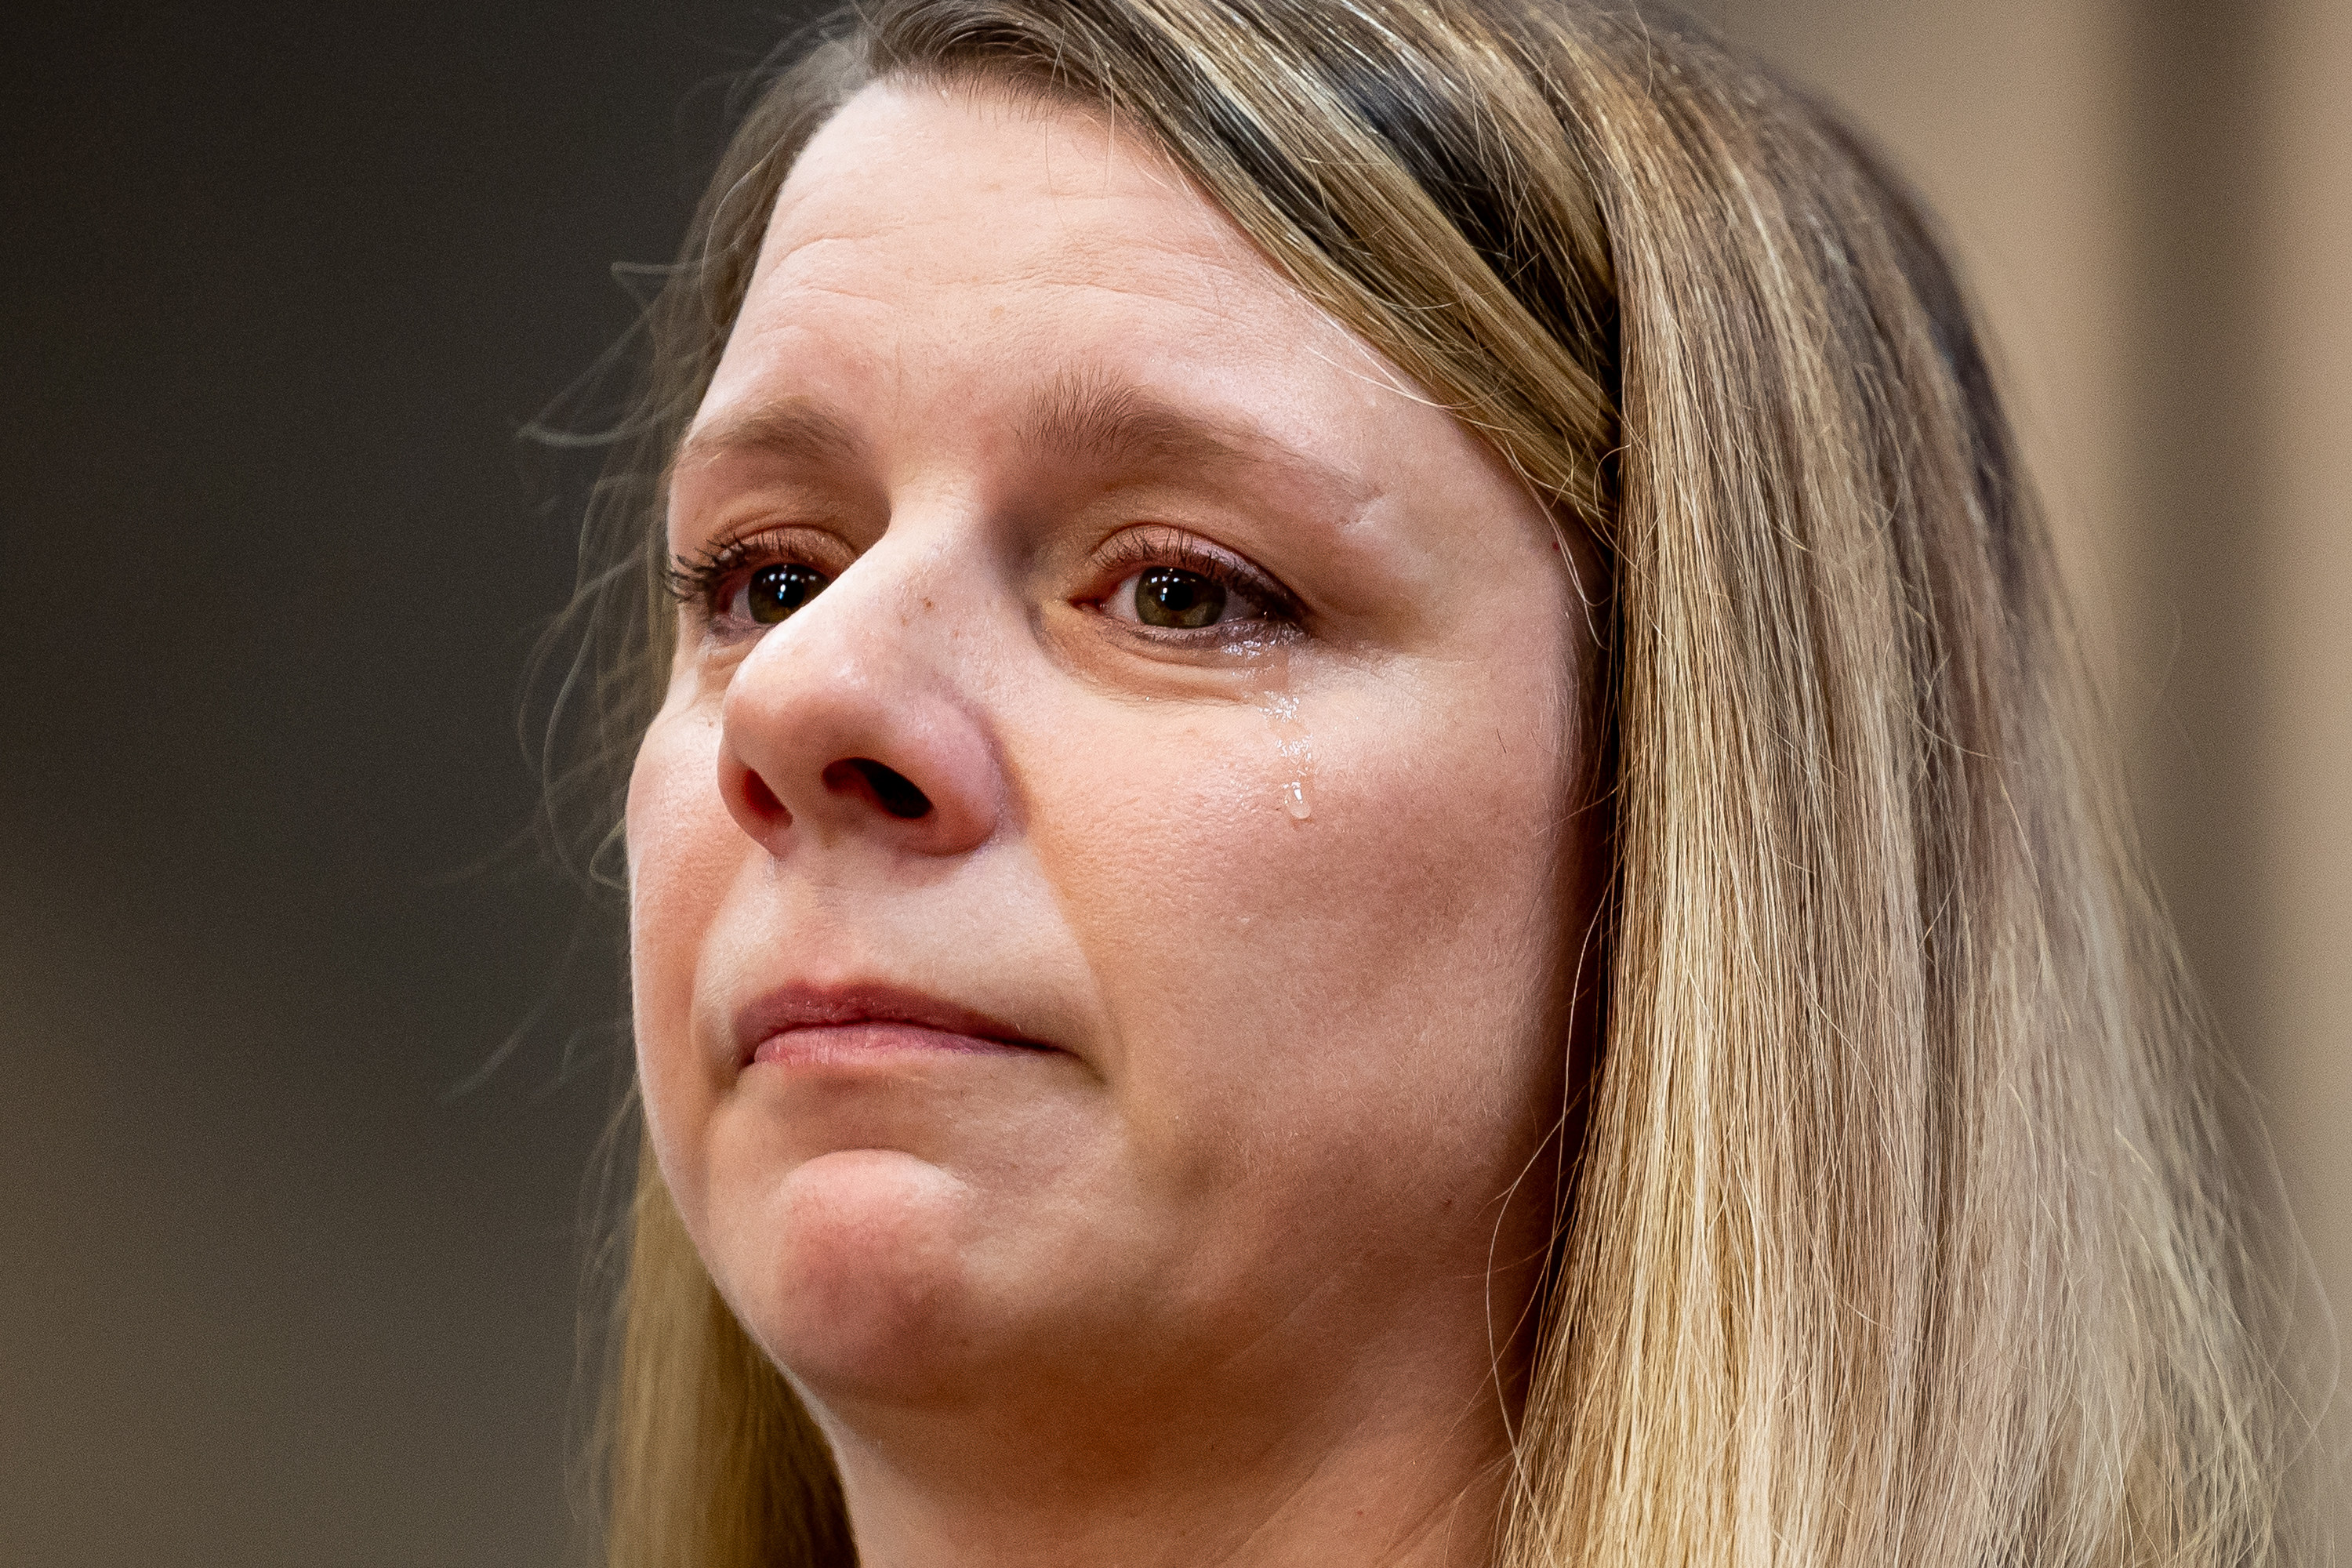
1024, 653, 1575, 1218
625, 702, 739, 1212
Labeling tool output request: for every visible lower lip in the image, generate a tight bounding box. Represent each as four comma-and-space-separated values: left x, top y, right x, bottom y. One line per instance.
750, 1022, 1041, 1069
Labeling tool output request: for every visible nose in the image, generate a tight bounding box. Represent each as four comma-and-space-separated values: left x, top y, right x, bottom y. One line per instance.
716, 557, 1002, 860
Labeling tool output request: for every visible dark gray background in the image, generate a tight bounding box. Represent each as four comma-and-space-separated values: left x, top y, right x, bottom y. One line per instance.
1, 5, 815, 1562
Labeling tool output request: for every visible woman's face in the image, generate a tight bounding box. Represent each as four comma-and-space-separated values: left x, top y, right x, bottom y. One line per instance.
628, 81, 1597, 1429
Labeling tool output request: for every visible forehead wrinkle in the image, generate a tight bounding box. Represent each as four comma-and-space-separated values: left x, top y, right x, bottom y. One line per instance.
764, 219, 1256, 308
763, 142, 1257, 290
734, 254, 1301, 397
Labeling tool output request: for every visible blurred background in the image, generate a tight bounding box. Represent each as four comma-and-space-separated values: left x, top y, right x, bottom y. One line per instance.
2, 1, 2343, 1562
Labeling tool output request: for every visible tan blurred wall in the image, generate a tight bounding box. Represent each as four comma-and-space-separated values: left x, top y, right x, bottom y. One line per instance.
1707, 0, 2350, 1533
1715, 0, 2136, 652
2256, 0, 2352, 1532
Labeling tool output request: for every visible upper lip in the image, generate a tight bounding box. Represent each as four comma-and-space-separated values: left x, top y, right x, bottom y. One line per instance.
731, 981, 1041, 1064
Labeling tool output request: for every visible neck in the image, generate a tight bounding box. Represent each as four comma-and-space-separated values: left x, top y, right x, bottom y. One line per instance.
808, 1301, 1528, 1568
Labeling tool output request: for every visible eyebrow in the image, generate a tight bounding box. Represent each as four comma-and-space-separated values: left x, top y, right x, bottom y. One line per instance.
1016, 370, 1363, 501
670, 400, 865, 477
1018, 370, 1244, 467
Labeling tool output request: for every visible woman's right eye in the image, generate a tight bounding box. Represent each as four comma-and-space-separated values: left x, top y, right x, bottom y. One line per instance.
730, 561, 829, 626
668, 532, 838, 637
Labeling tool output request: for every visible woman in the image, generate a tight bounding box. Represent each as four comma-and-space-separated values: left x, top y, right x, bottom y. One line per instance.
562, 1, 2303, 1562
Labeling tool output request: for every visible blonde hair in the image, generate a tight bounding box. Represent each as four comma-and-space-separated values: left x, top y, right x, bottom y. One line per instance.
564, 2, 2310, 1561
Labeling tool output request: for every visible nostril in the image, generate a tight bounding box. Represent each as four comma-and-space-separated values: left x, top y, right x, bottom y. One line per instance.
825, 757, 933, 820
742, 771, 786, 819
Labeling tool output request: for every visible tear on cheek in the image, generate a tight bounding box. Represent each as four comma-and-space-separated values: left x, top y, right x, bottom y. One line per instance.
1249, 642, 1316, 822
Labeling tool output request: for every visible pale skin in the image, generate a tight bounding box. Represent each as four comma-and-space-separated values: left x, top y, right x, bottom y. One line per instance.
627, 78, 1602, 1568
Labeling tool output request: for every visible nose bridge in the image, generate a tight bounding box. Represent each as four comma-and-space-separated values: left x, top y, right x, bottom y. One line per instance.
717, 522, 1002, 858
753, 528, 950, 695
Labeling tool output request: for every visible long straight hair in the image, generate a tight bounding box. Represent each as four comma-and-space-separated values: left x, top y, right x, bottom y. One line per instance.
562, 2, 2307, 1561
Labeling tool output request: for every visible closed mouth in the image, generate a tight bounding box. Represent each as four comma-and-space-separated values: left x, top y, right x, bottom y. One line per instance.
731, 981, 1050, 1068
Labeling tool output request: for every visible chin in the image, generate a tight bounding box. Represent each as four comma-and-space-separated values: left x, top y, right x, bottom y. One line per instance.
717, 1146, 1000, 1405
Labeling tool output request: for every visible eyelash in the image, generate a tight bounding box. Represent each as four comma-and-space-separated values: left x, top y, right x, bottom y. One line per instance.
662, 527, 816, 623
662, 523, 1304, 635
1090, 525, 1304, 633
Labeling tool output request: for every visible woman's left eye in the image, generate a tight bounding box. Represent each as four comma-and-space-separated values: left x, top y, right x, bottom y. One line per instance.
1105, 564, 1275, 631
1124, 566, 1227, 628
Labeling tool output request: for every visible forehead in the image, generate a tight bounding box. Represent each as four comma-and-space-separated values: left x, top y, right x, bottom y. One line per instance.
777, 78, 1209, 240
710, 79, 1376, 405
